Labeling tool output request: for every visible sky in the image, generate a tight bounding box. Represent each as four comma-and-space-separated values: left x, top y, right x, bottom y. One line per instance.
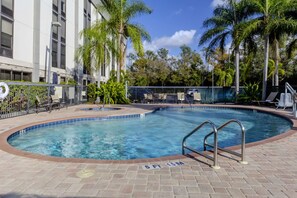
128, 0, 226, 58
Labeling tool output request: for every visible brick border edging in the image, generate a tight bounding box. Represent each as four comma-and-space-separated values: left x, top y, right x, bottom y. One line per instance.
0, 105, 296, 164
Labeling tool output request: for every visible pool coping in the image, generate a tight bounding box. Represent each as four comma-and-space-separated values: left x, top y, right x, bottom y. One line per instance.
0, 104, 296, 164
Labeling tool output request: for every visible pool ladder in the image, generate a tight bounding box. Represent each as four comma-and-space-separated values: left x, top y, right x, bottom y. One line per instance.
182, 119, 248, 169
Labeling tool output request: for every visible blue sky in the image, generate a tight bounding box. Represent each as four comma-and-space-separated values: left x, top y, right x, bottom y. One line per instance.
129, 0, 226, 57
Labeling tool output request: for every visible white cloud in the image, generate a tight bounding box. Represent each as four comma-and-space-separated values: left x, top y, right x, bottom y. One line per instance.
143, 30, 197, 52
211, 0, 225, 8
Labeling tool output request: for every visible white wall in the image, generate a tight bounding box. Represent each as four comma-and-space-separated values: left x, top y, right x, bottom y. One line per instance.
39, 0, 53, 72
13, 0, 34, 67
65, 0, 76, 75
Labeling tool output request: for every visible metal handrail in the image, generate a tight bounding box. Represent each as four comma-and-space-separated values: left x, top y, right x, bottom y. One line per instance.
182, 120, 220, 169
285, 82, 296, 113
203, 119, 248, 164
285, 82, 296, 94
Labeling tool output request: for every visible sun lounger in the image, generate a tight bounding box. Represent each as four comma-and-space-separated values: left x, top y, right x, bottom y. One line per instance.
177, 92, 185, 104
35, 95, 51, 113
193, 92, 201, 104
50, 94, 61, 110
254, 92, 278, 106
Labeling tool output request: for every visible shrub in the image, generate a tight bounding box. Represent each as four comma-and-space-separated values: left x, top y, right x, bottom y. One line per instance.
87, 83, 98, 103
96, 81, 130, 104
237, 83, 261, 104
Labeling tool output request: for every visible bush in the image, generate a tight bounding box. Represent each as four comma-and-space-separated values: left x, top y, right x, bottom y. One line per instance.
87, 83, 98, 103
97, 81, 130, 104
237, 83, 261, 104
0, 83, 48, 113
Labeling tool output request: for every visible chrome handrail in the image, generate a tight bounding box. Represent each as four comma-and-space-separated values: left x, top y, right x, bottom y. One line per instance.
285, 82, 296, 113
182, 120, 220, 169
203, 119, 248, 164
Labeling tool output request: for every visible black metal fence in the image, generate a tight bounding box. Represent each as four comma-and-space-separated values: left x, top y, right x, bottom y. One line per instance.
128, 86, 241, 104
0, 82, 87, 119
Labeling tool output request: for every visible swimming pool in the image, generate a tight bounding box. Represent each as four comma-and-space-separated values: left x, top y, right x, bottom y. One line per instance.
8, 107, 292, 160
80, 107, 121, 111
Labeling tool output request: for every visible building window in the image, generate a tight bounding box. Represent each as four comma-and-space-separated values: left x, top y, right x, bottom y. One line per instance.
83, 0, 91, 75
0, 0, 14, 58
52, 0, 66, 69
0, 69, 31, 81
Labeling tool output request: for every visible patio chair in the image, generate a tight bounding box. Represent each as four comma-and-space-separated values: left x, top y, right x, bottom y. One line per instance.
50, 94, 61, 110
143, 93, 153, 103
177, 92, 185, 104
193, 92, 201, 104
256, 92, 278, 105
275, 93, 293, 109
35, 95, 52, 113
157, 93, 167, 103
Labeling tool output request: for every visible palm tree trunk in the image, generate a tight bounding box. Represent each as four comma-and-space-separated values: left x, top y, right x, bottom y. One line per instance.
97, 68, 101, 88
234, 46, 240, 96
262, 35, 269, 100
117, 34, 121, 82
274, 40, 279, 87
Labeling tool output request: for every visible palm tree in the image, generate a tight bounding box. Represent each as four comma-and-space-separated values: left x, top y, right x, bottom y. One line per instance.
199, 0, 248, 96
97, 0, 152, 82
75, 22, 114, 87
238, 0, 297, 100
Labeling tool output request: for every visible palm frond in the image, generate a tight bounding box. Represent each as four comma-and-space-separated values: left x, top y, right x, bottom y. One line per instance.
124, 1, 152, 20
199, 27, 228, 46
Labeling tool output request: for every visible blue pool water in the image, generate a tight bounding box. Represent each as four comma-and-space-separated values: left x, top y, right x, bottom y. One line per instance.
8, 108, 292, 160
80, 107, 120, 111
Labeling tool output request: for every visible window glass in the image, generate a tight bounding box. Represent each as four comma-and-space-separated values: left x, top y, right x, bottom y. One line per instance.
61, 18, 66, 39
52, 0, 58, 11
1, 33, 12, 48
1, 18, 13, 35
23, 72, 32, 81
0, 70, 11, 80
52, 41, 58, 67
61, 44, 65, 69
2, 0, 13, 10
13, 71, 21, 81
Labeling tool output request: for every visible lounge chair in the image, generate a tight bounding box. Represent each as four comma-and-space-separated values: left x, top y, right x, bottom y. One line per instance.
35, 95, 52, 113
143, 93, 153, 103
256, 92, 278, 105
157, 93, 166, 103
276, 93, 293, 109
51, 94, 61, 110
177, 92, 185, 104
193, 92, 201, 104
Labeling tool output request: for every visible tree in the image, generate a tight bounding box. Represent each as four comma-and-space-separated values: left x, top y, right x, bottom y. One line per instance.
199, 0, 247, 96
97, 0, 152, 82
75, 22, 113, 87
238, 0, 297, 100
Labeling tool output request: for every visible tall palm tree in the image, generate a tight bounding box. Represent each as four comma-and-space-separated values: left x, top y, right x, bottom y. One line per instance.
75, 22, 114, 87
199, 0, 247, 96
97, 0, 152, 82
238, 0, 297, 100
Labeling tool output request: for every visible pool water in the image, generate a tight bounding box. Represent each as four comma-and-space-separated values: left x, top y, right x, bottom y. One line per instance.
80, 107, 120, 111
8, 108, 292, 160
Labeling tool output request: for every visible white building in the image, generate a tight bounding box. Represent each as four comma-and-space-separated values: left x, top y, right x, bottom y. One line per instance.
0, 0, 115, 86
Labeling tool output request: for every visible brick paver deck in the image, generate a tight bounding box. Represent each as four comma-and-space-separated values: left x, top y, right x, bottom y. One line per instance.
0, 104, 296, 198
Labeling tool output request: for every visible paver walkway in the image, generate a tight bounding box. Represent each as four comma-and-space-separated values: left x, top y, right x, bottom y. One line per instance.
0, 104, 296, 198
